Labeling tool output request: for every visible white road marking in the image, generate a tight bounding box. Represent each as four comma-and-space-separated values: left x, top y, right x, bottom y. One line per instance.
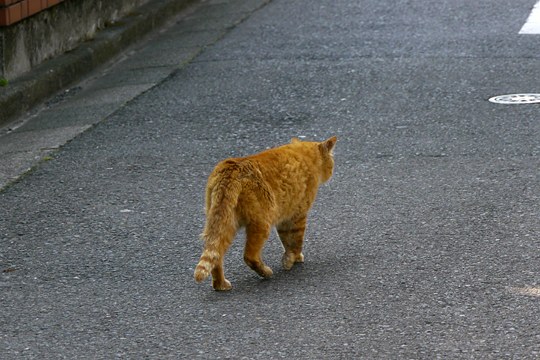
509, 286, 540, 297
520, 0, 540, 34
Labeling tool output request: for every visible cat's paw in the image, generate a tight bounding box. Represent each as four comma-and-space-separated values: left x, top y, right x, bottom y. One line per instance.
212, 279, 232, 291
282, 253, 295, 270
245, 257, 273, 278
257, 265, 273, 278
282, 252, 304, 270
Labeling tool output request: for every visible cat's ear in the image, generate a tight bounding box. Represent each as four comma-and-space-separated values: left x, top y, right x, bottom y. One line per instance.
320, 136, 337, 154
291, 137, 301, 144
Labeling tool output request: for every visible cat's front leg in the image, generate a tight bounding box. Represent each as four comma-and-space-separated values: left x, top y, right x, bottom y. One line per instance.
277, 217, 307, 270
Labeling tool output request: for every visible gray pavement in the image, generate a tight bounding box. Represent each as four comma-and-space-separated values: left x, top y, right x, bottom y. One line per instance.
0, 0, 270, 189
1, 0, 540, 358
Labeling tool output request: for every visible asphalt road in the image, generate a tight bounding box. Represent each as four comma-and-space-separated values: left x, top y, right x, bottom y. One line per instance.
1, 0, 539, 358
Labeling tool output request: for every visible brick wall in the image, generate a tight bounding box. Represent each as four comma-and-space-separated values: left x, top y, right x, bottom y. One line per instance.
0, 0, 66, 26
0, 0, 151, 79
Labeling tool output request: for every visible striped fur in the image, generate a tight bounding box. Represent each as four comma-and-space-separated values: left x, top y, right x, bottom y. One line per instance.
194, 137, 337, 291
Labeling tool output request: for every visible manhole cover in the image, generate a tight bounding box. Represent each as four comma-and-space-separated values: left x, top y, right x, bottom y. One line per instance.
489, 93, 540, 104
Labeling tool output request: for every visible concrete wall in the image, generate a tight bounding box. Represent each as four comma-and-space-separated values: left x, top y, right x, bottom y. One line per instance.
0, 0, 151, 80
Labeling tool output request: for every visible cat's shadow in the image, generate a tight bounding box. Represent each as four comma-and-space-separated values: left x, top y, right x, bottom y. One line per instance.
199, 263, 308, 300
196, 247, 356, 300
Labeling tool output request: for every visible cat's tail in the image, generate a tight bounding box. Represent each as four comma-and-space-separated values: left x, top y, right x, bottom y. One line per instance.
194, 171, 241, 283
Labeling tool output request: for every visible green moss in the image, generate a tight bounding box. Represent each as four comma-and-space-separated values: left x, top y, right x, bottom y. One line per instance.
0, 78, 8, 87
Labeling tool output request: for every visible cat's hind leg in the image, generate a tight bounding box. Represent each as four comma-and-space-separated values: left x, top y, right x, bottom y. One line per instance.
277, 217, 307, 270
244, 222, 273, 278
211, 259, 232, 291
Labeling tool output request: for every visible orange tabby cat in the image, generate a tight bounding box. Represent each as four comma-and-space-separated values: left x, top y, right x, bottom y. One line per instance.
194, 136, 337, 291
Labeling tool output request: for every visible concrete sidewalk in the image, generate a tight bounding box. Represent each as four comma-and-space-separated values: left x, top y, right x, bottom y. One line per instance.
0, 0, 196, 127
0, 0, 271, 190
